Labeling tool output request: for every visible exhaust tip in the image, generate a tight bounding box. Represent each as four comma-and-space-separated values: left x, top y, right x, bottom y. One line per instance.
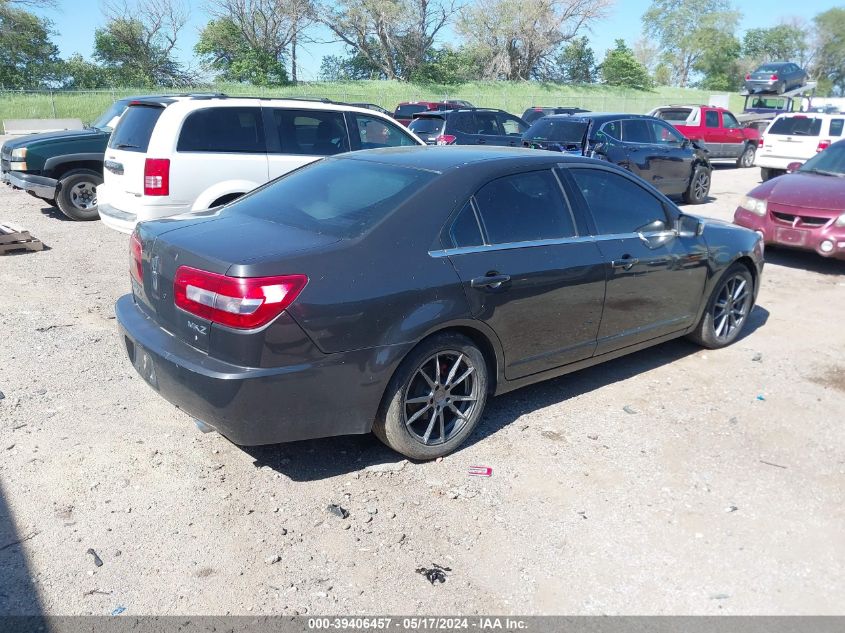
194, 419, 216, 434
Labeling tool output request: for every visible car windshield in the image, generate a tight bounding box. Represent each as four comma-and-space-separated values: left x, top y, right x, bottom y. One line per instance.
408, 117, 445, 135
799, 143, 845, 176
524, 118, 588, 142
228, 158, 435, 238
91, 100, 129, 131
395, 104, 429, 118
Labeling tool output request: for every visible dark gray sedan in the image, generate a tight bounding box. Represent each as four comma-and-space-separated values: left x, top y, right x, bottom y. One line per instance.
745, 62, 808, 94
117, 147, 764, 460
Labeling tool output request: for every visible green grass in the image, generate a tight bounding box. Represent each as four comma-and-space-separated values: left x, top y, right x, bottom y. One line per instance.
0, 81, 745, 124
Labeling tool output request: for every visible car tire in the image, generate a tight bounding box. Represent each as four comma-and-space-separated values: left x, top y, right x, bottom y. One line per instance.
688, 263, 755, 350
56, 169, 102, 221
737, 144, 756, 168
373, 332, 489, 460
682, 165, 710, 204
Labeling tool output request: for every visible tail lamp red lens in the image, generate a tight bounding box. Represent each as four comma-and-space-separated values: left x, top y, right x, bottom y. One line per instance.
130, 231, 143, 283
817, 139, 831, 152
173, 266, 307, 330
745, 74, 751, 80
770, 74, 778, 81
144, 158, 170, 196
435, 134, 457, 146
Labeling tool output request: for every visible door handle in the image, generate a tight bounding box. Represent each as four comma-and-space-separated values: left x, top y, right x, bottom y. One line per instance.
471, 273, 511, 289
477, 138, 487, 145
611, 256, 639, 271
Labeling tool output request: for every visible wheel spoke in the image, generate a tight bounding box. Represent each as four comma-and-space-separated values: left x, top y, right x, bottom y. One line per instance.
450, 395, 476, 403
419, 368, 436, 389
438, 409, 446, 441
449, 366, 475, 390
448, 403, 468, 421
434, 354, 441, 385
406, 404, 432, 426
422, 408, 438, 444
731, 279, 747, 301
405, 395, 431, 405
444, 353, 464, 387
715, 314, 728, 337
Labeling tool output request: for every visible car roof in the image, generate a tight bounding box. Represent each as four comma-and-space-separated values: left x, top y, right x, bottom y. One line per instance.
558, 112, 656, 123
124, 96, 403, 119
336, 145, 595, 173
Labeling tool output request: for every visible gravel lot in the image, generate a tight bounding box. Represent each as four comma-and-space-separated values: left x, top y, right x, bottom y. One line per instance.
1, 145, 843, 616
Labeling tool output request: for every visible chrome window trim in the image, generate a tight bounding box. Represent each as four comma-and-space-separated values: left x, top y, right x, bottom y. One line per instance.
429, 233, 641, 258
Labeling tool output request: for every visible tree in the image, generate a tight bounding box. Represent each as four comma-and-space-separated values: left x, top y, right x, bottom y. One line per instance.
410, 47, 483, 84
642, 0, 739, 87
599, 39, 652, 89
694, 27, 742, 91
543, 35, 595, 83
743, 25, 808, 66
319, 49, 385, 80
0, 2, 60, 88
94, 0, 194, 86
205, 0, 313, 83
813, 7, 845, 95
317, 0, 454, 81
458, 0, 610, 80
60, 53, 112, 89
196, 17, 288, 85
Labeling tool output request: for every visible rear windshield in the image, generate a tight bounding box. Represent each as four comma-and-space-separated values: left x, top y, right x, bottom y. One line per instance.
756, 64, 784, 73
395, 104, 429, 118
228, 158, 435, 238
799, 142, 845, 175
108, 105, 164, 152
524, 118, 588, 142
768, 116, 823, 137
409, 117, 445, 135
655, 109, 692, 123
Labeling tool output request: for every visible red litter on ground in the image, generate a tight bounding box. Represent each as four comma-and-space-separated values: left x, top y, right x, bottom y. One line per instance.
468, 466, 492, 477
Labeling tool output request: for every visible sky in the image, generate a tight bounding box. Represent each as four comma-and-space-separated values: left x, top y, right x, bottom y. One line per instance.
33, 0, 839, 82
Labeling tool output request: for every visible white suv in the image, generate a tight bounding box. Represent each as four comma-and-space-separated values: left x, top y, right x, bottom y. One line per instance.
757, 111, 845, 180
97, 96, 424, 233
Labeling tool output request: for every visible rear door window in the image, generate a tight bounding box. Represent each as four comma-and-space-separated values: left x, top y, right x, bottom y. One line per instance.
473, 171, 576, 244
474, 112, 501, 136
570, 168, 669, 235
622, 119, 653, 144
705, 110, 720, 128
769, 116, 823, 137
449, 201, 484, 248
177, 107, 265, 153
496, 113, 527, 136
348, 113, 418, 149
271, 109, 348, 156
109, 105, 164, 152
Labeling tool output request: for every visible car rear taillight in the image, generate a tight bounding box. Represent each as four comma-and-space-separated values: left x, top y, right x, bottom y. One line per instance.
436, 134, 456, 146
770, 74, 778, 80
144, 158, 170, 196
745, 74, 751, 80
130, 231, 143, 283
173, 266, 308, 330
817, 139, 831, 152
760, 136, 765, 147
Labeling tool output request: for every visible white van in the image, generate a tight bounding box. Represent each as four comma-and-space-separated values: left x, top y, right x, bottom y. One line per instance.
757, 112, 845, 180
97, 96, 424, 233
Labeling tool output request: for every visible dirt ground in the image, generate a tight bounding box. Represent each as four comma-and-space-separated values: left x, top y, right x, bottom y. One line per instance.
1, 146, 843, 617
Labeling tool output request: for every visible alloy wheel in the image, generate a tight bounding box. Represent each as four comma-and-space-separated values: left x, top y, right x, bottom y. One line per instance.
694, 171, 710, 200
403, 351, 479, 446
70, 181, 97, 210
741, 148, 755, 168
712, 274, 751, 342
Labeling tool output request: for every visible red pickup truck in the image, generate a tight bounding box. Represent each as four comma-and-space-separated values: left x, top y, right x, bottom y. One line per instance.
648, 105, 761, 168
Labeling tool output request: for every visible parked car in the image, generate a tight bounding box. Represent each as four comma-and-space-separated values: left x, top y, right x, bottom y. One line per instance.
522, 113, 712, 204
118, 146, 764, 460
734, 139, 845, 260
392, 100, 475, 126
0, 96, 159, 220
649, 105, 761, 168
744, 62, 808, 95
756, 112, 845, 181
98, 96, 423, 234
408, 108, 528, 147
350, 102, 392, 117
521, 106, 590, 125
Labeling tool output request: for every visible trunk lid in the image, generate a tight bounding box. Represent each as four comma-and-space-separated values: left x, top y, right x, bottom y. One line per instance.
134, 214, 339, 351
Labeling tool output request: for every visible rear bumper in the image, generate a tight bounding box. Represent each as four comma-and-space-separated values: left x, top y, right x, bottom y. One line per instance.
734, 208, 845, 259
756, 156, 804, 170
115, 294, 408, 445
99, 202, 138, 234
99, 198, 193, 234
6, 171, 58, 199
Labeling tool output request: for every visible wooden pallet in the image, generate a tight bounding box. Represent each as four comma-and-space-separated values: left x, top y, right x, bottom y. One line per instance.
0, 222, 43, 255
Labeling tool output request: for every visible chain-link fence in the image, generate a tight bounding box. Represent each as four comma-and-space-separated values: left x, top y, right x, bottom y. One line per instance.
0, 86, 742, 124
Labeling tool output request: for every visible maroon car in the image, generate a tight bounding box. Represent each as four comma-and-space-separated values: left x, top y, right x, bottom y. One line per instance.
734, 139, 845, 259
393, 100, 474, 126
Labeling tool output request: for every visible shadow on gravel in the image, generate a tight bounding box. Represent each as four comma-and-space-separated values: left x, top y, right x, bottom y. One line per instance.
38, 205, 70, 221
0, 479, 42, 615
245, 305, 770, 481
765, 247, 845, 275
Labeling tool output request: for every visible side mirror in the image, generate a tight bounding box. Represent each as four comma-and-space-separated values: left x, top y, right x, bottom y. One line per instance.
677, 214, 704, 238
787, 161, 803, 173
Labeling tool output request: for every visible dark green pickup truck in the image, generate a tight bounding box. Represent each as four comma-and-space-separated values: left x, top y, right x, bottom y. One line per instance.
1, 97, 140, 220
